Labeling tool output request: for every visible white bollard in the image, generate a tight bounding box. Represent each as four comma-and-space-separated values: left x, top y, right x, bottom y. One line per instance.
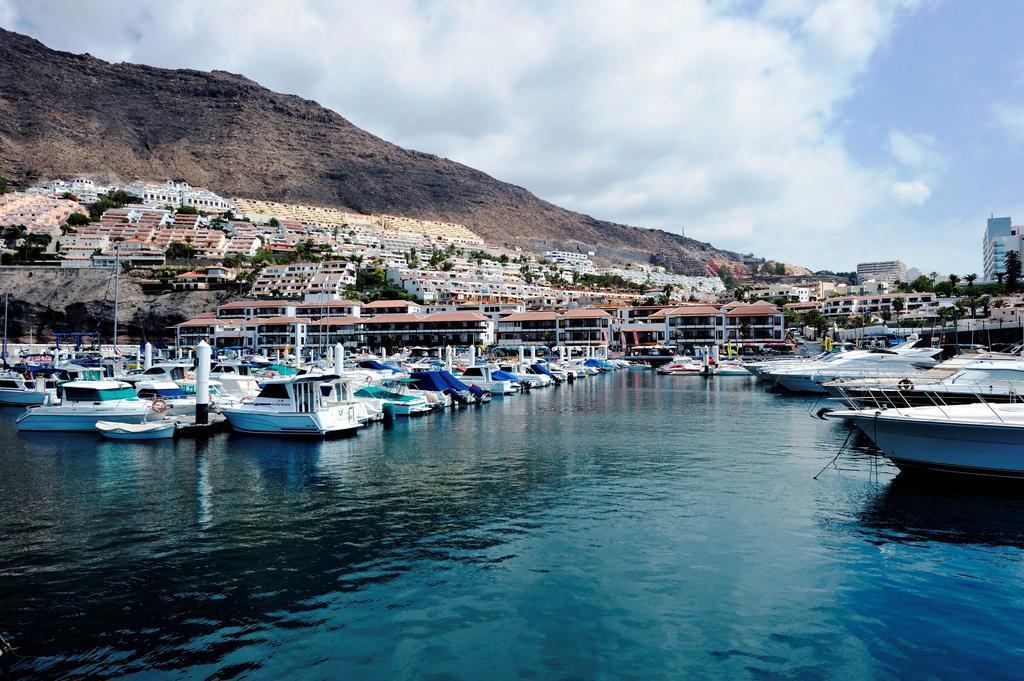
334, 342, 345, 375
518, 345, 525, 368
445, 345, 453, 372
144, 342, 153, 371
529, 346, 536, 364
196, 340, 211, 425
711, 345, 720, 365
293, 327, 303, 368
381, 346, 387, 362
469, 343, 477, 367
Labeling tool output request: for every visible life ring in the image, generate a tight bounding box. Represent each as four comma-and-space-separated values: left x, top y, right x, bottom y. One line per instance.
23, 371, 31, 381
151, 397, 169, 414
898, 378, 914, 391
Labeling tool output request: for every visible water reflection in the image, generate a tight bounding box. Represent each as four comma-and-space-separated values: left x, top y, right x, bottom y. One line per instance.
861, 474, 1024, 548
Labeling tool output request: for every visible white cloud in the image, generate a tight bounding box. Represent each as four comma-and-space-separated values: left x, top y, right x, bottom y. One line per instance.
888, 130, 945, 171
891, 180, 931, 205
0, 0, 922, 269
992, 103, 1024, 144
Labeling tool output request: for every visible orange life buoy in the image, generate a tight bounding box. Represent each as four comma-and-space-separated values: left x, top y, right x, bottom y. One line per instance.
151, 397, 169, 414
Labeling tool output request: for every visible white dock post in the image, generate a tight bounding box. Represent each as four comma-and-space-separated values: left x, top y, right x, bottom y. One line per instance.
196, 340, 211, 426
518, 345, 525, 367
334, 342, 345, 375
445, 345, 453, 372
711, 344, 720, 365
529, 346, 536, 364
469, 343, 477, 367
144, 342, 153, 371
293, 327, 302, 368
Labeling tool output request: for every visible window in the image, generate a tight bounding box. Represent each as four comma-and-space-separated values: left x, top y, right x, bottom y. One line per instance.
258, 383, 290, 399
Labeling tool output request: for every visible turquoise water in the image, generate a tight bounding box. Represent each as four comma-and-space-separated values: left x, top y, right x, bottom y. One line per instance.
3, 371, 1024, 679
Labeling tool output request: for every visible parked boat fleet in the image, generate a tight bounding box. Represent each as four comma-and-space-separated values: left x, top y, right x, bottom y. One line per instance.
7, 334, 1024, 481
0, 344, 629, 439
734, 336, 1024, 481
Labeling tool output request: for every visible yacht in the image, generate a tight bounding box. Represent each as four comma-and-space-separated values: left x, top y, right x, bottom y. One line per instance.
0, 373, 58, 406
824, 357, 1024, 408
220, 374, 361, 436
500, 364, 553, 387
624, 345, 676, 368
826, 402, 1024, 479
17, 380, 152, 431
766, 346, 942, 394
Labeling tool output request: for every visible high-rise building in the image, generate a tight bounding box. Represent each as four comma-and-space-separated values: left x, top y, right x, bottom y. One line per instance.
856, 260, 907, 284
983, 216, 1016, 280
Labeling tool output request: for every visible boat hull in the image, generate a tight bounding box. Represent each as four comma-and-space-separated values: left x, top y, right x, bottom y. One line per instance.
0, 389, 49, 406
221, 408, 360, 436
844, 410, 1024, 479
17, 408, 149, 431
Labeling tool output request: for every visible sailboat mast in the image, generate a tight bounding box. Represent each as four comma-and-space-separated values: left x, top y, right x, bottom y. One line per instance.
113, 244, 120, 355
2, 291, 8, 366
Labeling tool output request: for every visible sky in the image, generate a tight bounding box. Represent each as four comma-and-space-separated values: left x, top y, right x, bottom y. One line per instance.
2, 0, 1022, 275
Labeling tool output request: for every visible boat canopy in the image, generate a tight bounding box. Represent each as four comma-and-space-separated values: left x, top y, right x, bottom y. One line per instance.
62, 381, 137, 401
359, 359, 400, 373
491, 370, 519, 382
410, 371, 470, 393
531, 363, 555, 378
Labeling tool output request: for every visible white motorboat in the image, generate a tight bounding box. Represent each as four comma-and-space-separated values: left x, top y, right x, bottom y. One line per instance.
458, 365, 519, 395
499, 363, 553, 387
823, 356, 1024, 408
827, 402, 1024, 479
767, 345, 942, 394
97, 419, 176, 440
354, 384, 432, 416
709, 360, 751, 376
209, 361, 262, 398
16, 380, 152, 431
118, 362, 190, 386
220, 374, 361, 436
319, 376, 382, 423
0, 373, 58, 406
657, 357, 702, 375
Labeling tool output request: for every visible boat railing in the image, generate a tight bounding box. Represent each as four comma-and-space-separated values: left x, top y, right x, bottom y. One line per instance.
831, 379, 1019, 423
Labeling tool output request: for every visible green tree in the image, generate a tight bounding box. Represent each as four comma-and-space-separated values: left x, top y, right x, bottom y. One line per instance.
1006, 251, 1022, 293
268, 217, 280, 227
892, 297, 905, 327
176, 205, 199, 215
909, 275, 934, 292
165, 241, 197, 260
66, 212, 90, 226
774, 262, 786, 276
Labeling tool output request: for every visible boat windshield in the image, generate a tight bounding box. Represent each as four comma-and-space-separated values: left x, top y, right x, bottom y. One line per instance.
63, 386, 137, 401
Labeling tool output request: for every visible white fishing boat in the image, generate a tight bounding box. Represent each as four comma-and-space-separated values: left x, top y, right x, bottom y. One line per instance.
97, 419, 176, 440
16, 380, 151, 431
826, 402, 1024, 479
0, 373, 58, 406
209, 361, 262, 398
220, 374, 361, 436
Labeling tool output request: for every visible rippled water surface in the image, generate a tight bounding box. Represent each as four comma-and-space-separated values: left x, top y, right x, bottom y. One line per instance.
4, 371, 1024, 679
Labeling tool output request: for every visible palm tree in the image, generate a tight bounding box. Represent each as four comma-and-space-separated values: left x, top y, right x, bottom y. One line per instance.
948, 273, 961, 292
892, 297, 905, 330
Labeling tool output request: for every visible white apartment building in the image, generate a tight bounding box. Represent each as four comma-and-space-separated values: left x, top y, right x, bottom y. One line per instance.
544, 250, 597, 274
820, 293, 937, 319
856, 260, 907, 284
126, 180, 234, 212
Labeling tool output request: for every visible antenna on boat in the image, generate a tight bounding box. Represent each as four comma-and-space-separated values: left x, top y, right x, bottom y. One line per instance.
2, 291, 8, 369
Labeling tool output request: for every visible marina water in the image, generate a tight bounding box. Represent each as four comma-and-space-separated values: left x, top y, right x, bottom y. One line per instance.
4, 371, 1024, 678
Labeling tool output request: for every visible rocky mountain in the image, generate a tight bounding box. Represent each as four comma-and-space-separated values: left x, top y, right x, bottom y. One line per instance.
0, 28, 749, 276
